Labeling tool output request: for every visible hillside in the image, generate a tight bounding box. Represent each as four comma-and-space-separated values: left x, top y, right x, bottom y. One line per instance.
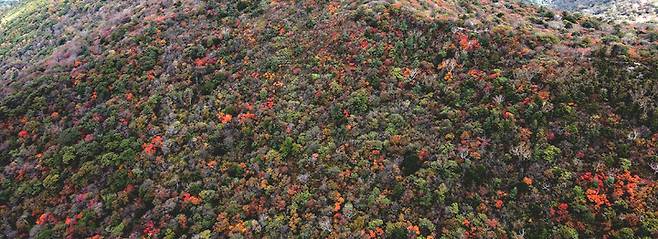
1, 0, 657, 238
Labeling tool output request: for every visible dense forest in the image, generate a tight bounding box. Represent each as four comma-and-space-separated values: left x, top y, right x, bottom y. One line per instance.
1, 0, 657, 238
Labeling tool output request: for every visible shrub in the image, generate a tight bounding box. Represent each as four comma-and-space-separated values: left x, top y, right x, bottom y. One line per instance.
553, 225, 579, 239
42, 173, 60, 191
537, 144, 561, 162
401, 150, 422, 176
184, 45, 206, 59
58, 127, 81, 146
60, 146, 76, 165
581, 18, 601, 29
139, 46, 162, 71
348, 89, 370, 114
535, 32, 560, 44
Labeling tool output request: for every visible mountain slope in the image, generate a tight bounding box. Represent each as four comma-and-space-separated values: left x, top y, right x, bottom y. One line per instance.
1, 0, 657, 238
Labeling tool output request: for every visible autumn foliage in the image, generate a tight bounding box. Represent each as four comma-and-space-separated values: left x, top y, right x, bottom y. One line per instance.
0, 0, 657, 238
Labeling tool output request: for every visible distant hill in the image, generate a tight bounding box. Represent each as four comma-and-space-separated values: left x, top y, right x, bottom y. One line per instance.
525, 0, 658, 23
0, 0, 19, 9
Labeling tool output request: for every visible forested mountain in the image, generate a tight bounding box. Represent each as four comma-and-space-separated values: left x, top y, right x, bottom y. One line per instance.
1, 0, 657, 238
